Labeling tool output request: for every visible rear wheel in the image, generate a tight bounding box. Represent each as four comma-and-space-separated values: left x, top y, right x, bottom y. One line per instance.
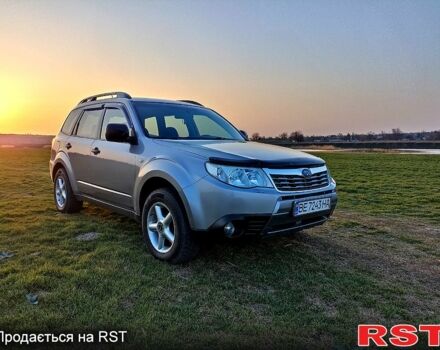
142, 188, 199, 264
53, 168, 83, 213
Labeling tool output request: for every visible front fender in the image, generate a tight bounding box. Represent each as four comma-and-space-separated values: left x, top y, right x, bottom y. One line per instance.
51, 151, 80, 194
133, 158, 205, 227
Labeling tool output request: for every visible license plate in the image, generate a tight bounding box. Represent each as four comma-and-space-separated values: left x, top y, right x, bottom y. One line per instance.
294, 197, 331, 216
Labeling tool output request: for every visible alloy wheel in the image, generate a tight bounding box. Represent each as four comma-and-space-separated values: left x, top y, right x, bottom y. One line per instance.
55, 177, 67, 208
147, 202, 175, 253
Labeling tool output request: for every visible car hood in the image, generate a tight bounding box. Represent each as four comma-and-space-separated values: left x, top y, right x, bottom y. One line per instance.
154, 140, 325, 168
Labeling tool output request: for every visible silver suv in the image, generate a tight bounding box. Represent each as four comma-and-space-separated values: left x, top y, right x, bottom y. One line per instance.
50, 92, 337, 263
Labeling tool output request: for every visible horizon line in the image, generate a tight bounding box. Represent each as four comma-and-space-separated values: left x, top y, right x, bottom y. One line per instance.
1, 129, 440, 138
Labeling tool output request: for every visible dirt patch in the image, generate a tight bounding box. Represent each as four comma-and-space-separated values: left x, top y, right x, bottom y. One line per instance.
173, 266, 193, 280
358, 307, 386, 324
76, 232, 101, 241
120, 294, 138, 310
306, 295, 338, 318
239, 284, 276, 296
248, 303, 272, 323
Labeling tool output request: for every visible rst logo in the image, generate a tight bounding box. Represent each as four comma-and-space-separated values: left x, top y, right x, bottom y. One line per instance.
358, 324, 440, 347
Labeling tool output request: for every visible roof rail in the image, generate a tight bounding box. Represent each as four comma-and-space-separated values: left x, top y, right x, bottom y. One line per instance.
178, 100, 204, 107
78, 92, 131, 105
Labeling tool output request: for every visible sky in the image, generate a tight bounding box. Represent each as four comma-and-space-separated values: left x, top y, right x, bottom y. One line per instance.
0, 0, 439, 136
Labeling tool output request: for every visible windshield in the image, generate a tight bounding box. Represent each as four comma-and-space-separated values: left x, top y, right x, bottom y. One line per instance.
132, 102, 244, 141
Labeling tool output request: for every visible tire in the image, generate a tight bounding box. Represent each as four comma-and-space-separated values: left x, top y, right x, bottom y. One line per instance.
142, 188, 199, 264
53, 168, 83, 213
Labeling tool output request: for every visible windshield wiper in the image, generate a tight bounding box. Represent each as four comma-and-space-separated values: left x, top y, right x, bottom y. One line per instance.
156, 136, 236, 140
200, 136, 234, 140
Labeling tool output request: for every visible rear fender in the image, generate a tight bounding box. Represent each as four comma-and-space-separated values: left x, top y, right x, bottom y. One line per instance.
52, 151, 80, 194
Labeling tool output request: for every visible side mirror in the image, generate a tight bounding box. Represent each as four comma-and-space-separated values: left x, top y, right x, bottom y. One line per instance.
106, 124, 135, 144
240, 130, 249, 141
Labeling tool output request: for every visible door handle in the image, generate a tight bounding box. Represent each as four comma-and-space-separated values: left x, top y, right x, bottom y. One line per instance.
91, 147, 100, 155
66, 142, 72, 150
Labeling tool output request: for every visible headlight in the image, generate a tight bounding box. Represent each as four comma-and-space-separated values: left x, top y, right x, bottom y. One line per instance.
327, 168, 336, 186
205, 162, 272, 188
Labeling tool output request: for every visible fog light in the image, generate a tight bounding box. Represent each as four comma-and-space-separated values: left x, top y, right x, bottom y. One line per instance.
224, 222, 235, 236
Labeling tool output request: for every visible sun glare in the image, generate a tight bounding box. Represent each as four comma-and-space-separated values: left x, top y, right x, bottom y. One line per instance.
0, 79, 23, 116
0, 78, 31, 133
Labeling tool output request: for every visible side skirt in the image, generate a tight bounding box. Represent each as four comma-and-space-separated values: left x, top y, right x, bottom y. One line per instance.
77, 194, 141, 222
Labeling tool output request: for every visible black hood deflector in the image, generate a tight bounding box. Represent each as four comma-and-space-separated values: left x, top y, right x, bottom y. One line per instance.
209, 157, 325, 169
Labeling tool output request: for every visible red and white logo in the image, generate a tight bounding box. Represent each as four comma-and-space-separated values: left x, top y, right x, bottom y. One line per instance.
358, 324, 440, 347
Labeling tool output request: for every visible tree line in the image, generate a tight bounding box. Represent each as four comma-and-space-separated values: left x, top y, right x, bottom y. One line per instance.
250, 129, 440, 142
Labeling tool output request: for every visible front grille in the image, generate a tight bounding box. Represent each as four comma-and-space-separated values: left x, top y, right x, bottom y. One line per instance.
270, 170, 329, 192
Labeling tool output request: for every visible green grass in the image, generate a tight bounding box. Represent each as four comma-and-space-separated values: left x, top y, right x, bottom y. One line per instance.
319, 152, 440, 223
0, 148, 439, 349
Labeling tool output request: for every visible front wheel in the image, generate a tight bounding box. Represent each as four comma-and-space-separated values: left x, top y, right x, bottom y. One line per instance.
142, 188, 199, 264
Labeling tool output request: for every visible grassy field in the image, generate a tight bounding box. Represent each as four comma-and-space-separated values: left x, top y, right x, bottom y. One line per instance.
0, 148, 439, 348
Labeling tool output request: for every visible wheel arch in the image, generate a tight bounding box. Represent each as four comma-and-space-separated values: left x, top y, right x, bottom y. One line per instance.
52, 162, 65, 180
51, 153, 79, 194
136, 174, 194, 229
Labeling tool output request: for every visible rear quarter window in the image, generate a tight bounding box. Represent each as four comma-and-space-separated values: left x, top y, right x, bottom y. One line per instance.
61, 109, 81, 135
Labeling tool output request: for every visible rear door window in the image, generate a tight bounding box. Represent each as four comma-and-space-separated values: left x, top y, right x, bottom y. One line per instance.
76, 109, 102, 139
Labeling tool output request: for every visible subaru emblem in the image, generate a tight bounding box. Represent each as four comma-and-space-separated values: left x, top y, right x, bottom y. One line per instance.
302, 168, 312, 178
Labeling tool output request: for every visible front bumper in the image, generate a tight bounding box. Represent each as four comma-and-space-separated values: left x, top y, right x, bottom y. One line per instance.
208, 190, 337, 236
182, 174, 337, 235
